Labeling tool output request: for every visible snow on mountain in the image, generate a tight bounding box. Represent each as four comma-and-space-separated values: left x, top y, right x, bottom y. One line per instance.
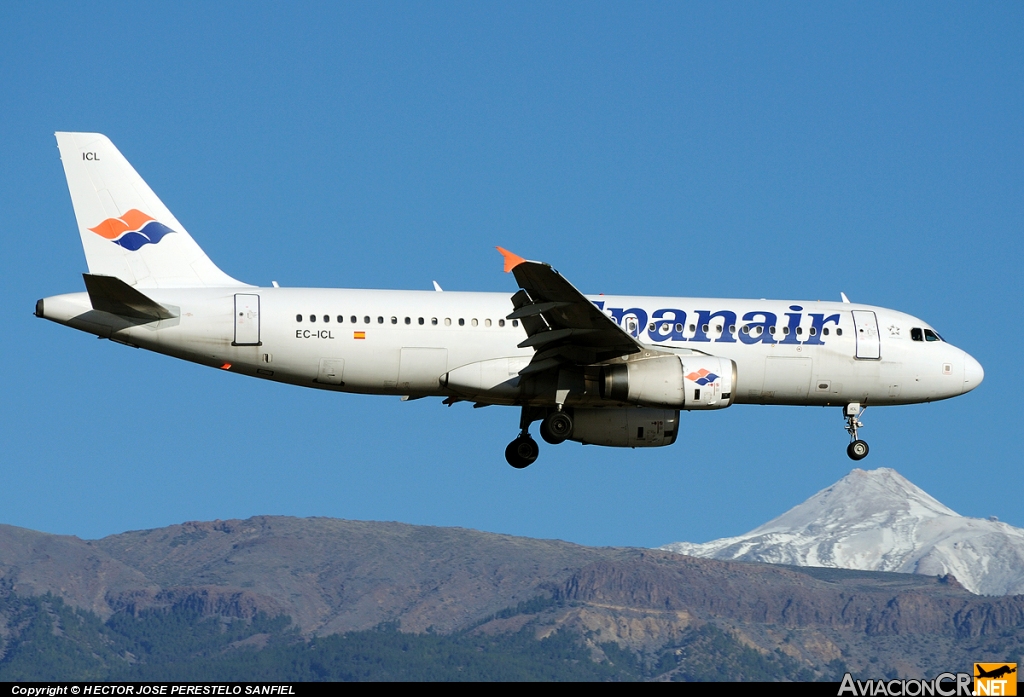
659, 468, 1024, 596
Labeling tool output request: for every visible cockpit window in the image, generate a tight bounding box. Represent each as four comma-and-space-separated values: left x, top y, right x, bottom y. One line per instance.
924, 329, 941, 342
911, 328, 923, 342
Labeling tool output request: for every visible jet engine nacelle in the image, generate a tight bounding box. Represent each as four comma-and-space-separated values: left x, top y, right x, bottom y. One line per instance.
569, 408, 679, 448
679, 355, 736, 410
601, 355, 735, 410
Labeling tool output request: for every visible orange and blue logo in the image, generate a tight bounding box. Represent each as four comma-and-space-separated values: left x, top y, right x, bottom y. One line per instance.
685, 369, 719, 385
88, 209, 175, 251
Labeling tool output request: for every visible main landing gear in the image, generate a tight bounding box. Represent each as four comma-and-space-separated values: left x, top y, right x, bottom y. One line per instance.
539, 411, 573, 445
505, 434, 539, 469
844, 403, 869, 461
505, 407, 574, 468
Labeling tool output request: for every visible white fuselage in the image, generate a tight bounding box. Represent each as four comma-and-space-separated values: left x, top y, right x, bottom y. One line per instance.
39, 286, 982, 408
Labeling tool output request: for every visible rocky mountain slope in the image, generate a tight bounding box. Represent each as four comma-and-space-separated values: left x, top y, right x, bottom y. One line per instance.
659, 468, 1024, 596
2, 514, 1024, 676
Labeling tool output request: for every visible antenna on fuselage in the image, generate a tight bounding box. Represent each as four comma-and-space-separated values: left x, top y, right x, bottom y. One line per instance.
432, 281, 443, 292
840, 292, 851, 303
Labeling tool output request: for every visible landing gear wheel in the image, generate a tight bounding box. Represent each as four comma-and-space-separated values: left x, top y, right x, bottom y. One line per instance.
842, 404, 869, 460
847, 440, 869, 461
505, 435, 540, 469
540, 412, 573, 444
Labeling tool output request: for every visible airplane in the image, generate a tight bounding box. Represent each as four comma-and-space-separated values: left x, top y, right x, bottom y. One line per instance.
36, 133, 984, 468
975, 665, 1016, 680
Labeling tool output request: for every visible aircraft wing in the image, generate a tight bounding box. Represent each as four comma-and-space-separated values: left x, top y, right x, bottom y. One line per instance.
498, 248, 642, 374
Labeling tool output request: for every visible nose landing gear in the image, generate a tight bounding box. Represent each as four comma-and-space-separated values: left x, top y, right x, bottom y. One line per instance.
844, 403, 869, 460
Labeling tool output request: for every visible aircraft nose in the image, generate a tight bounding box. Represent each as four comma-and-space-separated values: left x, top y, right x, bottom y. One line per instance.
962, 352, 984, 394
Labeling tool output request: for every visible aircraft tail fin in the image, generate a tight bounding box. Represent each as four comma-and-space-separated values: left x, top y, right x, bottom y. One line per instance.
55, 132, 246, 288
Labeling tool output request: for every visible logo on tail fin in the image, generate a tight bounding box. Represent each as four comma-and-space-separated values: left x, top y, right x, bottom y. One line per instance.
88, 209, 175, 251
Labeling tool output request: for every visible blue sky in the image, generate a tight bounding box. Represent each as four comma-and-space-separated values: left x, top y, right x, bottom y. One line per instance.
1, 2, 1020, 547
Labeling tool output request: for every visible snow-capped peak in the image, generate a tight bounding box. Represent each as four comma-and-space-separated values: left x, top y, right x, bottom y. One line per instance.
751, 468, 957, 535
659, 468, 1024, 596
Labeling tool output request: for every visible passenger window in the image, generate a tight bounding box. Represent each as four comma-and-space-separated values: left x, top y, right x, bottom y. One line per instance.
675, 323, 683, 332
689, 324, 695, 332
513, 320, 519, 327
432, 318, 438, 325
768, 326, 775, 335
310, 315, 316, 323
364, 316, 370, 324
485, 319, 492, 327
924, 329, 940, 342
405, 317, 411, 325
296, 314, 302, 322
391, 316, 397, 324
498, 319, 505, 327
796, 327, 802, 335
741, 326, 749, 334
378, 316, 384, 324
324, 315, 329, 323
472, 319, 478, 327
782, 327, 789, 335
809, 327, 816, 336
702, 324, 709, 333
911, 328, 923, 341
445, 318, 451, 326
649, 323, 656, 332
823, 328, 829, 335
418, 317, 424, 325
728, 325, 735, 333
837, 328, 843, 336
337, 315, 344, 323
458, 318, 465, 326
351, 316, 357, 323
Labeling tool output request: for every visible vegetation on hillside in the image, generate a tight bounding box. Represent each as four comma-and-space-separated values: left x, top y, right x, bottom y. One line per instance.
0, 591, 821, 682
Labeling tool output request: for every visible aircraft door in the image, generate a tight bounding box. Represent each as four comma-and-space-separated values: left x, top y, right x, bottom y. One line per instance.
852, 310, 880, 359
233, 293, 261, 346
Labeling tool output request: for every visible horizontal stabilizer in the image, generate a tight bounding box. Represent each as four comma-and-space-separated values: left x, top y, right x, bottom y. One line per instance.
83, 274, 176, 320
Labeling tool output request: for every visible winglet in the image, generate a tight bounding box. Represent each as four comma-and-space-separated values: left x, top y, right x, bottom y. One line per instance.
496, 247, 527, 273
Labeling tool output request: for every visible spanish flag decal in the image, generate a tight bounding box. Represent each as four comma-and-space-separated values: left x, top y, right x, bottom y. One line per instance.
353, 331, 366, 340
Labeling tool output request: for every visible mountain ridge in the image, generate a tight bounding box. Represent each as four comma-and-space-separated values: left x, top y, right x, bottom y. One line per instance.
3, 512, 1024, 677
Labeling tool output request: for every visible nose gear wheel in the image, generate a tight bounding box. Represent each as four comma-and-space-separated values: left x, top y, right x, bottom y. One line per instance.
847, 439, 869, 460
